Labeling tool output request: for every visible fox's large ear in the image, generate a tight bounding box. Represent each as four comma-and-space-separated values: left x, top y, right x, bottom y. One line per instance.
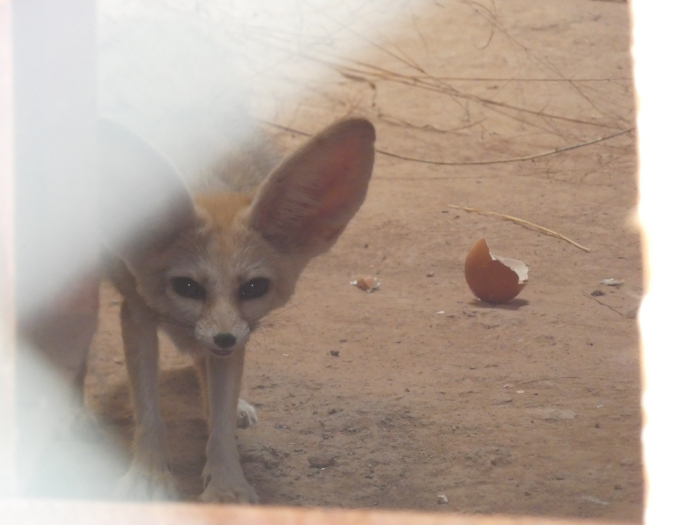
248, 118, 375, 258
98, 118, 196, 268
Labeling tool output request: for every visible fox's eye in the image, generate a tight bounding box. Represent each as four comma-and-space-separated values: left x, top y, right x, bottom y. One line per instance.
239, 277, 270, 300
171, 277, 206, 300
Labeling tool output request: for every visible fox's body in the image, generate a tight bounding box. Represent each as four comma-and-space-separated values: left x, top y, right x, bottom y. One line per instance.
98, 117, 375, 502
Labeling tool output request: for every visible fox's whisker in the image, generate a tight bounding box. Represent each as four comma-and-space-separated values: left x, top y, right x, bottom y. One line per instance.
157, 315, 194, 329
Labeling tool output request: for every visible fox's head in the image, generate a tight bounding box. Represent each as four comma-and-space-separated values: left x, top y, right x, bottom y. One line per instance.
99, 118, 375, 358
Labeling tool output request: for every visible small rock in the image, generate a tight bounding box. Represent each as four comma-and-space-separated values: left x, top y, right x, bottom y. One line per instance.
330, 350, 340, 357
437, 494, 449, 504
555, 475, 565, 481
527, 408, 577, 421
427, 272, 435, 277
328, 408, 339, 415
492, 395, 513, 405
582, 495, 610, 506
465, 446, 514, 466
308, 455, 335, 469
591, 290, 605, 297
600, 278, 624, 287
614, 485, 622, 490
595, 422, 601, 429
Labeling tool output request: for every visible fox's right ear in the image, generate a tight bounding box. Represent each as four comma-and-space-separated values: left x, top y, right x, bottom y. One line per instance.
98, 118, 196, 268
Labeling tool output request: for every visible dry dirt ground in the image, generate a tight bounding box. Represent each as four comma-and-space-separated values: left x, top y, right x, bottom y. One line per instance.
46, 0, 644, 522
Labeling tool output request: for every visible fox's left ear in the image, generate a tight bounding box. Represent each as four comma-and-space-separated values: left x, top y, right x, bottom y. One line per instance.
248, 118, 375, 258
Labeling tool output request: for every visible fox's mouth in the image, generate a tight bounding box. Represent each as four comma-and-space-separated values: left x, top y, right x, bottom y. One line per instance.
209, 346, 235, 358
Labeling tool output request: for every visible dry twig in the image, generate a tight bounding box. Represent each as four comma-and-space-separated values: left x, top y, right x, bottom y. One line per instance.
447, 204, 591, 252
262, 120, 633, 167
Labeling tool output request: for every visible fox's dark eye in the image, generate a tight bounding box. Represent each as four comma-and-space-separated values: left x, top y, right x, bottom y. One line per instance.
239, 277, 270, 300
171, 277, 206, 300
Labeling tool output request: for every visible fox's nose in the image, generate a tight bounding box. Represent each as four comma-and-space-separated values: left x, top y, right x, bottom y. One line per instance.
213, 332, 237, 349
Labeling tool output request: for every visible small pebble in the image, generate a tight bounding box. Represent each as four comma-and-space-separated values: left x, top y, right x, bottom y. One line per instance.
330, 350, 340, 357
427, 272, 435, 277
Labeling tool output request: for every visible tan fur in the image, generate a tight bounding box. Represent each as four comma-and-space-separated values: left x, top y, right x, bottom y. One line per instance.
194, 193, 254, 233
98, 117, 375, 503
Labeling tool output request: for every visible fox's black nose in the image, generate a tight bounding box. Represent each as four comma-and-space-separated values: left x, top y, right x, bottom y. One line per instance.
213, 332, 236, 349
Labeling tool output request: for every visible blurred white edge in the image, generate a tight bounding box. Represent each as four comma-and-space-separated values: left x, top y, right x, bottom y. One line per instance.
3, 0, 700, 522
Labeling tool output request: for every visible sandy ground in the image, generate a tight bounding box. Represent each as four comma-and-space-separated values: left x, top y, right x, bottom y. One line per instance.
34, 0, 643, 522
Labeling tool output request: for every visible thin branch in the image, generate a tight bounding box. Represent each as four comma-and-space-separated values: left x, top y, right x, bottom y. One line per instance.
447, 204, 591, 252
582, 292, 626, 317
262, 121, 634, 167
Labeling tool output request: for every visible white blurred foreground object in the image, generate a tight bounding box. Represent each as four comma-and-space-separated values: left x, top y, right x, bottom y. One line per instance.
632, 0, 700, 522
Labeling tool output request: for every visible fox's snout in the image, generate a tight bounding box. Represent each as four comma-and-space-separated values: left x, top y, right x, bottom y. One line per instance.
193, 302, 252, 358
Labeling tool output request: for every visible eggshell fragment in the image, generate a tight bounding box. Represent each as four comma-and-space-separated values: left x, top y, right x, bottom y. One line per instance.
464, 238, 528, 304
350, 276, 380, 292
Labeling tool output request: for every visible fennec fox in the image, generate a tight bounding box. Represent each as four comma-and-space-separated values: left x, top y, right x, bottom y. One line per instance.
98, 117, 376, 503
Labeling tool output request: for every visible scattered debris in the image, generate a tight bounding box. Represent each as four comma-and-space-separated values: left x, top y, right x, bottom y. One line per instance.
437, 494, 449, 504
351, 276, 381, 292
308, 455, 335, 469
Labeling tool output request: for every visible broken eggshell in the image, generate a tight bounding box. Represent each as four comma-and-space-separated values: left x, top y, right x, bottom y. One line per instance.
464, 238, 528, 304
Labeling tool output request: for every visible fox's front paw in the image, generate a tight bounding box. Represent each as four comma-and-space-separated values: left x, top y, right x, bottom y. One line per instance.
237, 398, 258, 429
201, 466, 258, 504
116, 461, 180, 501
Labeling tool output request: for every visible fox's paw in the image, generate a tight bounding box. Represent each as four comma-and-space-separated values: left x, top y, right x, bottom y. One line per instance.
201, 462, 258, 504
116, 461, 180, 501
201, 475, 259, 504
237, 398, 258, 429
